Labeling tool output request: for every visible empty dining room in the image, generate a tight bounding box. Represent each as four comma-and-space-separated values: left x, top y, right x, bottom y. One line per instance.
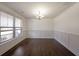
0, 2, 79, 56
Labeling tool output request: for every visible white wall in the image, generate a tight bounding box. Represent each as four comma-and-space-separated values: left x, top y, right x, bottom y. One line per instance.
20, 3, 79, 56
0, 4, 26, 55
23, 18, 54, 30
22, 3, 79, 55
23, 18, 54, 38
53, 3, 79, 55
1, 2, 79, 56
0, 3, 54, 55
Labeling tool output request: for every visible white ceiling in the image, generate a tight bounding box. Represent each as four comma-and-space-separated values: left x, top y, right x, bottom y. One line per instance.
2, 2, 75, 19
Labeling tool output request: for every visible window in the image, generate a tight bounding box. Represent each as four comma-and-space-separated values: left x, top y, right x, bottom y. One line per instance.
0, 12, 22, 43
15, 18, 21, 37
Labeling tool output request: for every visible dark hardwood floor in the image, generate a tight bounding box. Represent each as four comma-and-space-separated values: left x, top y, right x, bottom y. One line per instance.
2, 38, 75, 56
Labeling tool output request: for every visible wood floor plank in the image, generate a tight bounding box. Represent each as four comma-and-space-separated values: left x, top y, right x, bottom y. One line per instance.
2, 38, 75, 56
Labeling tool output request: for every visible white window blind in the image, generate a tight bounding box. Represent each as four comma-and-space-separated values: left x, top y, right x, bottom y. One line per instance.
0, 12, 22, 43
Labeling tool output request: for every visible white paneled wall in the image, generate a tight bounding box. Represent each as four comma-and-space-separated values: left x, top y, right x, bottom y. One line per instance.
23, 30, 54, 38
53, 3, 79, 55
54, 31, 79, 55
69, 34, 79, 55
22, 18, 54, 38
54, 31, 69, 48
22, 3, 79, 55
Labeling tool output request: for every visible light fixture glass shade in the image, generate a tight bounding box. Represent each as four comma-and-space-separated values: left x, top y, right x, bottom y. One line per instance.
33, 7, 47, 20
35, 14, 44, 20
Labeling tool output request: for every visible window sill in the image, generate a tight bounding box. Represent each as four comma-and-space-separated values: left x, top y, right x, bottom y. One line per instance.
0, 35, 21, 46
0, 38, 15, 46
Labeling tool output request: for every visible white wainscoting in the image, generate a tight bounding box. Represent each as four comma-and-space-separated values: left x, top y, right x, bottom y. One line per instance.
23, 30, 54, 38
1, 30, 79, 56
54, 31, 79, 56
23, 30, 79, 55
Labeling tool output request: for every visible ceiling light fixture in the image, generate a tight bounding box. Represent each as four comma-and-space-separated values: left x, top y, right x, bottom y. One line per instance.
33, 8, 47, 20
